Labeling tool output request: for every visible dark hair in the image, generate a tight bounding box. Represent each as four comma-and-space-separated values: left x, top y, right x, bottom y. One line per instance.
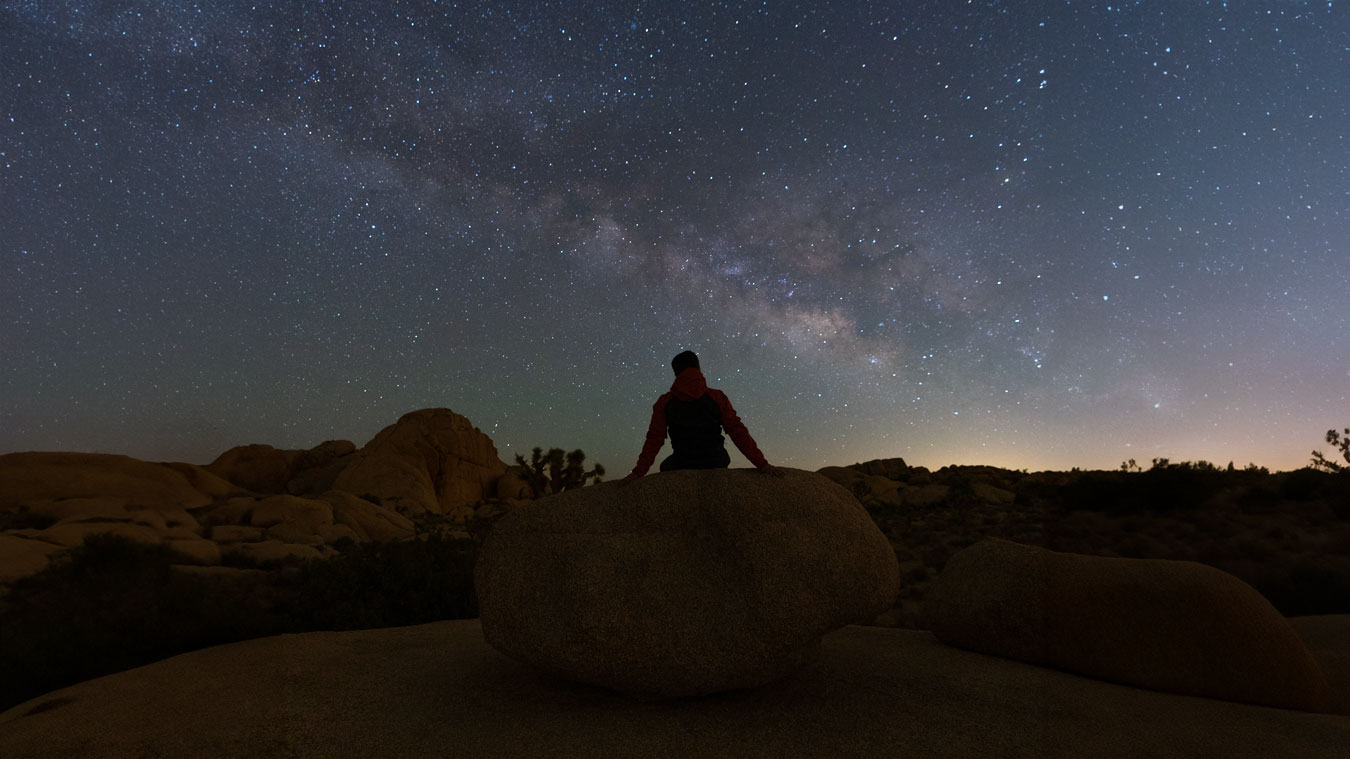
671, 350, 699, 375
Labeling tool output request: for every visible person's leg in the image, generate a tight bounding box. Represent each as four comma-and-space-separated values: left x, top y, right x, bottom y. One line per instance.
685, 448, 732, 469
660, 447, 731, 471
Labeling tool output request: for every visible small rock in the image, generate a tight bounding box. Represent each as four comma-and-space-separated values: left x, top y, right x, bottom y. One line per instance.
164, 538, 222, 566
265, 522, 325, 546
210, 525, 266, 544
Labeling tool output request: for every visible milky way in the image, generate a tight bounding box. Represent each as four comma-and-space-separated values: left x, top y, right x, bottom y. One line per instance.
3, 1, 1347, 473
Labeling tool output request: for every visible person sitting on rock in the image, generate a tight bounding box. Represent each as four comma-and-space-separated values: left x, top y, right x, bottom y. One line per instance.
621, 350, 786, 483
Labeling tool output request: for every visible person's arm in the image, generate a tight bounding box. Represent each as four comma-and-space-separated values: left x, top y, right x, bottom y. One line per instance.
710, 390, 771, 469
626, 395, 670, 479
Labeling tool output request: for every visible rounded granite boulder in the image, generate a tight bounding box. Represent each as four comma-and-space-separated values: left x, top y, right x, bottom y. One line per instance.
474, 468, 899, 698
926, 538, 1333, 712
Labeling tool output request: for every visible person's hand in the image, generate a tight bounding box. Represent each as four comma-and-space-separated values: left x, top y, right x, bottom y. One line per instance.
760, 464, 787, 478
618, 472, 642, 486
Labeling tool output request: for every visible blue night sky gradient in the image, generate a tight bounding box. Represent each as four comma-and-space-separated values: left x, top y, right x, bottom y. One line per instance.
2, 1, 1347, 473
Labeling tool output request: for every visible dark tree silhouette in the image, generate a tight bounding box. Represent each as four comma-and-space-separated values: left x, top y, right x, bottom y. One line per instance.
1310, 428, 1350, 473
514, 447, 605, 496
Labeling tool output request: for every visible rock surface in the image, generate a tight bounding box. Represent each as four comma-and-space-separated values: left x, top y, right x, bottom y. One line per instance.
205, 444, 303, 494
2, 619, 1348, 758
475, 468, 899, 697
926, 538, 1333, 712
0, 453, 212, 511
0, 409, 514, 587
317, 490, 416, 542
332, 408, 508, 514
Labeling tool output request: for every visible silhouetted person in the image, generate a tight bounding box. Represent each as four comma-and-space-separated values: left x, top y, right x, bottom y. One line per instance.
622, 351, 785, 483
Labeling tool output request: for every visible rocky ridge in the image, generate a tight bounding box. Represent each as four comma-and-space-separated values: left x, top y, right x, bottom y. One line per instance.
0, 409, 526, 587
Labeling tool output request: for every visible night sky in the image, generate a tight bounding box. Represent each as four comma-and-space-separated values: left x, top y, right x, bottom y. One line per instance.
3, 2, 1347, 474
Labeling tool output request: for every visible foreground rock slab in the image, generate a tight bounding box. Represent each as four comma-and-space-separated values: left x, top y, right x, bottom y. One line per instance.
2, 620, 1348, 758
927, 538, 1333, 712
475, 468, 899, 697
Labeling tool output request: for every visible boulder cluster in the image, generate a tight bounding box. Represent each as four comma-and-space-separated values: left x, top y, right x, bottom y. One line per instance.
0, 409, 527, 586
817, 457, 1018, 511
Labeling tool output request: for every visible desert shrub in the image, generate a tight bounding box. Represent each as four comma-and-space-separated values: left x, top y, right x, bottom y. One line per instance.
1276, 468, 1328, 501
285, 532, 478, 630
0, 534, 288, 713
1333, 474, 1350, 520
901, 565, 931, 584
1257, 563, 1350, 617
0, 531, 482, 713
1059, 472, 1130, 513
941, 478, 979, 508
1135, 465, 1223, 512
0, 508, 58, 532
846, 478, 870, 503
1310, 428, 1350, 473
1235, 486, 1281, 514
513, 446, 604, 496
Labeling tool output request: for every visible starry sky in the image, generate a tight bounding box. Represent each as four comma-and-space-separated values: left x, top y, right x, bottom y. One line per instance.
3, 1, 1347, 474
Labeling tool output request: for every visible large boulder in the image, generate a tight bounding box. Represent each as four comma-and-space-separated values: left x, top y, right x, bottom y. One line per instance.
855, 457, 910, 480
0, 534, 64, 583
475, 468, 899, 698
332, 408, 507, 515
205, 445, 302, 494
926, 538, 1333, 713
316, 491, 416, 542
158, 462, 246, 499
285, 440, 357, 495
0, 453, 213, 511
246, 495, 333, 533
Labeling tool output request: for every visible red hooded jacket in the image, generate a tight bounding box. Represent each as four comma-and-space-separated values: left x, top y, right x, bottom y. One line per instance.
628, 367, 769, 477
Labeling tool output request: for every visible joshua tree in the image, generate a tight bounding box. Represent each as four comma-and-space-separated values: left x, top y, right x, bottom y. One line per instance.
1310, 428, 1350, 473
514, 447, 606, 496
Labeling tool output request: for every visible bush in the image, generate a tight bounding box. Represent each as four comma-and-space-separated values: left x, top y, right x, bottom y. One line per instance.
0, 508, 58, 532
1258, 563, 1350, 617
0, 534, 287, 713
285, 533, 478, 630
1277, 468, 1328, 501
0, 531, 481, 713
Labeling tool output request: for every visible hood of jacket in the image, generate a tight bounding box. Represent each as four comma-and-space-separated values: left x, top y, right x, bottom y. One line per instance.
670, 367, 708, 400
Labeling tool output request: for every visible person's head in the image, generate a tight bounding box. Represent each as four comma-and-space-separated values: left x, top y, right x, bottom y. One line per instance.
671, 350, 700, 376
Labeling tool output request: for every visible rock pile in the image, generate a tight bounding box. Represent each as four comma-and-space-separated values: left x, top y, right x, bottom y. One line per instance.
332, 408, 507, 516
0, 409, 520, 586
475, 468, 899, 698
926, 538, 1333, 713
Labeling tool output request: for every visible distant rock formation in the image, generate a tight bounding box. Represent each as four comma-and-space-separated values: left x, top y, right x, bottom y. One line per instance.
206, 444, 304, 494
206, 439, 358, 497
332, 408, 508, 516
926, 538, 1334, 713
475, 468, 899, 698
0, 408, 516, 587
0, 452, 217, 512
